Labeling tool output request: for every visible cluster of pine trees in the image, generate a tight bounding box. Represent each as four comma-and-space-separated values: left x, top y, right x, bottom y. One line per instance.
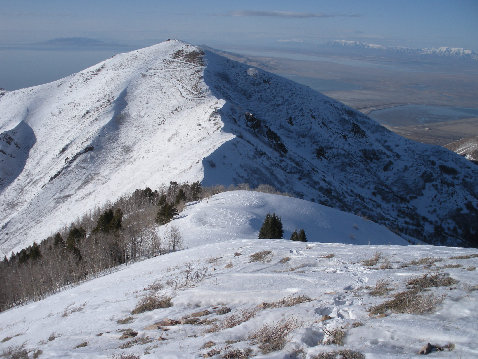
0, 183, 292, 312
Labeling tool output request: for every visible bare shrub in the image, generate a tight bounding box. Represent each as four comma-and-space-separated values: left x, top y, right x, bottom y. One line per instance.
406, 257, 443, 267
119, 329, 138, 340
249, 318, 299, 354
260, 295, 312, 309
323, 328, 346, 346
32, 350, 42, 359
362, 252, 382, 267
441, 263, 462, 269
249, 250, 272, 263
201, 341, 215, 349
117, 316, 134, 324
207, 309, 257, 332
449, 254, 478, 260
322, 254, 335, 259
379, 258, 392, 269
407, 273, 458, 289
311, 350, 365, 359
112, 354, 141, 359
466, 266, 476, 271
369, 288, 443, 316
279, 257, 291, 264
1, 346, 29, 359
75, 341, 88, 348
221, 347, 253, 359
131, 295, 172, 314
351, 322, 364, 328
369, 280, 393, 297
119, 335, 153, 349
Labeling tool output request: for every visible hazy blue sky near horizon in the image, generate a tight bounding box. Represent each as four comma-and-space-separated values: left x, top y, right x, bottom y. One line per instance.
1, 0, 477, 90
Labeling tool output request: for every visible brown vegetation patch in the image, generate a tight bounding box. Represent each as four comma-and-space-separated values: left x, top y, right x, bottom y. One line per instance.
260, 295, 312, 309
249, 250, 273, 263
131, 295, 172, 314
369, 288, 443, 316
207, 309, 257, 333
119, 336, 153, 349
369, 280, 393, 297
119, 329, 138, 340
221, 347, 253, 359
323, 328, 346, 346
362, 252, 382, 267
449, 254, 478, 260
311, 350, 365, 359
249, 318, 298, 354
117, 316, 134, 324
75, 341, 88, 348
407, 273, 458, 289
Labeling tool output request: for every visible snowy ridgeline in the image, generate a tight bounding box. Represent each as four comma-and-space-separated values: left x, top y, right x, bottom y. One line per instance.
1, 39, 477, 256
0, 191, 477, 358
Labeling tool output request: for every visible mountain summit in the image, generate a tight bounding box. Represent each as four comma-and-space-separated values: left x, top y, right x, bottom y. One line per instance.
0, 40, 477, 254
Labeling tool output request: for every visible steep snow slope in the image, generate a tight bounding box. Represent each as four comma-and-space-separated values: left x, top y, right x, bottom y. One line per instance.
0, 192, 477, 358
0, 40, 477, 256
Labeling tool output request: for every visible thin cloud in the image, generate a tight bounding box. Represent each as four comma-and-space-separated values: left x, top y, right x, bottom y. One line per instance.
224, 10, 359, 19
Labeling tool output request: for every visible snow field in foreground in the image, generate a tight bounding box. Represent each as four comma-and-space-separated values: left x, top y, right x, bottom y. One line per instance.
1, 237, 477, 358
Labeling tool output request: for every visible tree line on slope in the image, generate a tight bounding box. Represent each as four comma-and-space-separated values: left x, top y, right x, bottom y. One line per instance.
0, 183, 290, 312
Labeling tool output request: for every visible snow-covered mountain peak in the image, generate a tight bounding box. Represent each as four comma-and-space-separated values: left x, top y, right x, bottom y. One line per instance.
1, 40, 477, 256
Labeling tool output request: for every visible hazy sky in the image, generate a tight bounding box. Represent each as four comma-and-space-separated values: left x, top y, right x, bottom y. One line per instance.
1, 0, 477, 90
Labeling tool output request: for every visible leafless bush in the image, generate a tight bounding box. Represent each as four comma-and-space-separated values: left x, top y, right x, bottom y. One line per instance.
75, 341, 88, 348
131, 295, 172, 314
117, 316, 134, 324
207, 309, 257, 332
249, 318, 299, 354
466, 266, 476, 271
369, 280, 393, 297
403, 257, 443, 268
369, 288, 444, 316
323, 328, 346, 345
279, 257, 291, 264
407, 273, 458, 289
119, 335, 153, 349
1, 346, 29, 359
249, 250, 272, 263
362, 252, 382, 267
221, 347, 253, 359
310, 350, 365, 359
260, 295, 312, 309
449, 254, 478, 260
322, 254, 335, 259
112, 354, 140, 359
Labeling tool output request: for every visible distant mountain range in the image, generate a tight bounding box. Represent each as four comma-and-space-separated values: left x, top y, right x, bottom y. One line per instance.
1, 40, 477, 256
329, 40, 478, 60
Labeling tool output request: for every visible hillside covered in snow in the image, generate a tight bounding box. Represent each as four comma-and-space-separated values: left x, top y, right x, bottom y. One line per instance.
0, 40, 477, 256
0, 191, 477, 359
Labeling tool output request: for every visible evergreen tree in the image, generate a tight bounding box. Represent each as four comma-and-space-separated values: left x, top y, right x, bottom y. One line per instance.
259, 213, 283, 239
298, 229, 307, 242
156, 202, 178, 225
290, 230, 299, 241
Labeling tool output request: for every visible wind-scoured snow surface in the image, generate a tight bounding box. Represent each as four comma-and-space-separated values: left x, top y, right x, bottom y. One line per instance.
0, 40, 477, 256
1, 192, 477, 358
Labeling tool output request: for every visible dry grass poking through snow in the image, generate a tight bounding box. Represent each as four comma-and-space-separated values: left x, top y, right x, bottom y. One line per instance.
248, 318, 299, 354
310, 350, 365, 359
362, 252, 382, 267
369, 280, 393, 297
369, 288, 443, 316
206, 308, 258, 333
260, 295, 312, 309
249, 250, 273, 263
407, 273, 458, 289
131, 295, 172, 314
